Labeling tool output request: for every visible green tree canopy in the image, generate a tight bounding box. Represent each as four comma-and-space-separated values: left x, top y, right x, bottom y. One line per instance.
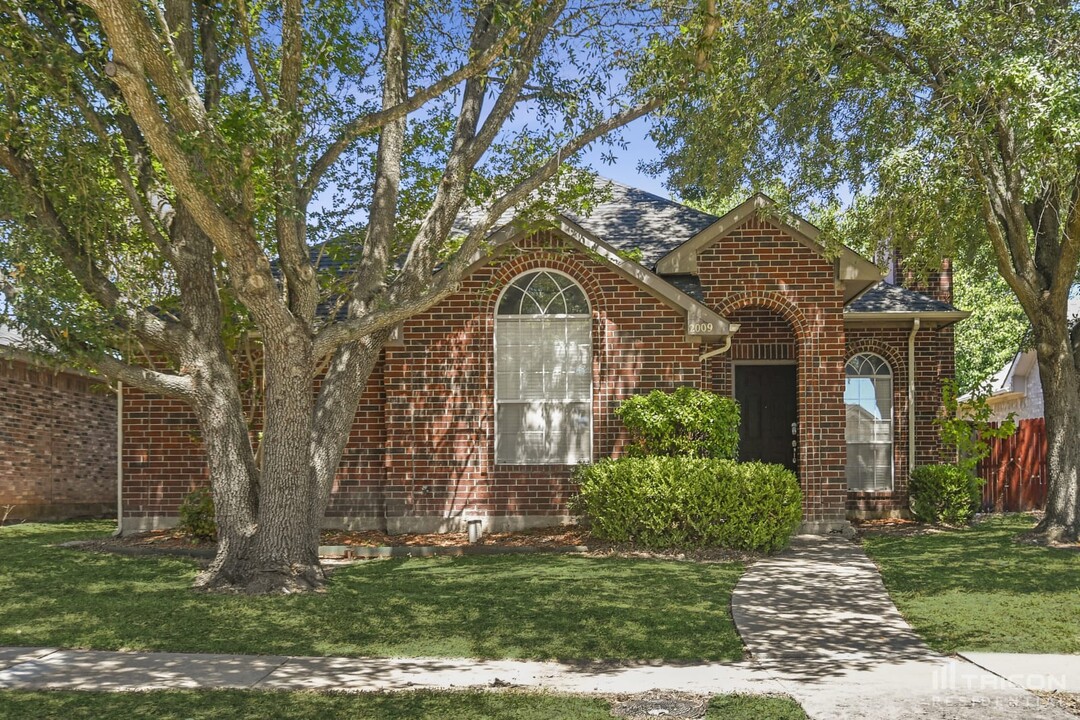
643, 0, 1080, 539
0, 0, 699, 591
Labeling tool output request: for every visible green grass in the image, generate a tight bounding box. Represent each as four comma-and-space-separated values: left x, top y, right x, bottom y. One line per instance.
863, 515, 1080, 654
0, 522, 744, 662
0, 690, 807, 720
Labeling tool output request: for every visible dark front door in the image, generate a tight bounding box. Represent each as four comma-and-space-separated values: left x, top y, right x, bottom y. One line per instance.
734, 364, 797, 471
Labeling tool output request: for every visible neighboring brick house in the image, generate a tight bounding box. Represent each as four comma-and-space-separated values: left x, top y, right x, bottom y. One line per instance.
0, 326, 117, 521
119, 185, 966, 534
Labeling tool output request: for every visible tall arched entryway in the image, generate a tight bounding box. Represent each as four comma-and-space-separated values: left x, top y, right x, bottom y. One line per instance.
706, 302, 800, 472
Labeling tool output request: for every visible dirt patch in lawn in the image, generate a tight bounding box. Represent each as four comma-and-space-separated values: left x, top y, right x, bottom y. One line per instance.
851, 517, 954, 539
1035, 690, 1080, 717
71, 526, 758, 564
607, 690, 710, 719
1013, 530, 1080, 552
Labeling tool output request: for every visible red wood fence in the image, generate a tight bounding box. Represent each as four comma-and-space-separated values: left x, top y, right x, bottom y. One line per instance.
976, 418, 1048, 512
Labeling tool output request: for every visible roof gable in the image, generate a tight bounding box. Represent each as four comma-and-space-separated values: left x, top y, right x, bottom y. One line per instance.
654, 194, 882, 301
563, 179, 719, 269
467, 216, 737, 340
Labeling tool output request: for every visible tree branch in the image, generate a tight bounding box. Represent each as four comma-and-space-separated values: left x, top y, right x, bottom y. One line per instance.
300, 18, 517, 205
313, 96, 662, 359
0, 143, 190, 353
0, 273, 195, 400
234, 0, 271, 103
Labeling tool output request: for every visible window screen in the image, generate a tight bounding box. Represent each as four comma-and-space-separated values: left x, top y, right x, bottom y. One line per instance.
495, 271, 591, 464
845, 353, 894, 491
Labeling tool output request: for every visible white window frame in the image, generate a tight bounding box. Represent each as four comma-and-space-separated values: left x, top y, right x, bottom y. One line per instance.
845, 352, 895, 492
494, 269, 593, 465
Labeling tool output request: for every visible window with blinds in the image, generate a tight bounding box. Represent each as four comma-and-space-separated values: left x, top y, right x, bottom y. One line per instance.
845, 353, 894, 491
495, 271, 591, 464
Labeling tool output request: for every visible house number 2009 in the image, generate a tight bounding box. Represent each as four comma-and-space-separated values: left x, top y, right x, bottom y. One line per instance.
689, 322, 714, 334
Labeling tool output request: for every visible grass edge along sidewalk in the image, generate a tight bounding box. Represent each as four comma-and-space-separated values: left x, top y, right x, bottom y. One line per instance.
0, 689, 809, 720
0, 521, 745, 662
863, 514, 1080, 655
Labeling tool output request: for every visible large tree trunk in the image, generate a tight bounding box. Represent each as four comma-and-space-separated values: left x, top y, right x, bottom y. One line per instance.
190, 348, 261, 589
245, 329, 325, 593
1034, 328, 1080, 542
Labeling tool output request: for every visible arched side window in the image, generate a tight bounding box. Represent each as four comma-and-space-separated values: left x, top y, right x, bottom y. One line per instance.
845, 353, 894, 491
495, 270, 592, 465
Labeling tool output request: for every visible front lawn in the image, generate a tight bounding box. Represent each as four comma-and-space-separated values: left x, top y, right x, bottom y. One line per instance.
863, 515, 1080, 654
0, 690, 808, 720
0, 522, 744, 662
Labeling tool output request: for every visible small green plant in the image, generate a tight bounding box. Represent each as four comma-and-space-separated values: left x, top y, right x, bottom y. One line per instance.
571, 457, 801, 552
909, 464, 983, 526
177, 487, 217, 542
939, 377, 1016, 474
912, 378, 1017, 525
615, 387, 740, 459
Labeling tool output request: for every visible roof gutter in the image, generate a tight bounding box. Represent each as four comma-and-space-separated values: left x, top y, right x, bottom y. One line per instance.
845, 310, 970, 330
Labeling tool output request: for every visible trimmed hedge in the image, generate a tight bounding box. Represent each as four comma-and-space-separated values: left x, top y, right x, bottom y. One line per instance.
571, 457, 802, 552
909, 464, 982, 526
615, 387, 740, 459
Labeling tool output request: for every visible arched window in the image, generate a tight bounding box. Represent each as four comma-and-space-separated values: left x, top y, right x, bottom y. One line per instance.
495, 270, 591, 464
845, 353, 894, 491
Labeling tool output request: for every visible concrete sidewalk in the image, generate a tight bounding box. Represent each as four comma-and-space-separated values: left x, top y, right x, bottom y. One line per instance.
2, 536, 1076, 719
0, 646, 780, 695
731, 535, 1074, 719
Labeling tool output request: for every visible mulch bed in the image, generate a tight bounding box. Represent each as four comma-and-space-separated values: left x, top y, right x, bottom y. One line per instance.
68, 526, 759, 564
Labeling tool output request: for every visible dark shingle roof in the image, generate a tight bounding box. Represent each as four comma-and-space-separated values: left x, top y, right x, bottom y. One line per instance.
846, 282, 960, 314
453, 178, 718, 270
664, 275, 705, 303
565, 179, 719, 268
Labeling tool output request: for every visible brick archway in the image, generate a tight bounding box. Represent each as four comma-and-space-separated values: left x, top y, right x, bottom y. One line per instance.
709, 290, 845, 527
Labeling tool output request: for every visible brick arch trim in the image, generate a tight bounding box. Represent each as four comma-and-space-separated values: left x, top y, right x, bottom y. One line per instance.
714, 291, 807, 338
482, 246, 608, 318
845, 338, 906, 380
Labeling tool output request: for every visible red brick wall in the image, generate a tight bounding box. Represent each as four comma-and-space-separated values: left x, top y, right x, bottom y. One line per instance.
844, 326, 954, 515
121, 390, 207, 521
0, 357, 116, 520
378, 232, 702, 527
118, 220, 957, 530
697, 217, 848, 526
121, 231, 703, 530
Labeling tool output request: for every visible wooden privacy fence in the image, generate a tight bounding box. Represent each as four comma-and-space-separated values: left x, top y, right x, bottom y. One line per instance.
976, 418, 1048, 512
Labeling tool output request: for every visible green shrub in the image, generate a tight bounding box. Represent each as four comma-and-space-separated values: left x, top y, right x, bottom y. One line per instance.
571, 457, 801, 552
908, 464, 982, 526
177, 487, 217, 542
615, 387, 740, 458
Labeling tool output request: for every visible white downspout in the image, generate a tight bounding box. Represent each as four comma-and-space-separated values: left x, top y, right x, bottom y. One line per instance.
699, 335, 733, 362
113, 381, 123, 537
907, 319, 920, 475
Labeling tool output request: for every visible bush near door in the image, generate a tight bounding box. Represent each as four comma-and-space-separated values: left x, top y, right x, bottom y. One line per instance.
572, 457, 801, 552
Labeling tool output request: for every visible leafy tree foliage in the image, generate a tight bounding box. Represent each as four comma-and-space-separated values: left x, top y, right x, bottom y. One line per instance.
643, 0, 1080, 540
952, 260, 1029, 392
0, 0, 701, 591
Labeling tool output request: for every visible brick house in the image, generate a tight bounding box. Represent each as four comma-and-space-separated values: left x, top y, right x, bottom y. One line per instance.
0, 326, 117, 521
119, 184, 966, 535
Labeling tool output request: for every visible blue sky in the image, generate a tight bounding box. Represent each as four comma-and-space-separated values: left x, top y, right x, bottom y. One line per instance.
578, 116, 671, 199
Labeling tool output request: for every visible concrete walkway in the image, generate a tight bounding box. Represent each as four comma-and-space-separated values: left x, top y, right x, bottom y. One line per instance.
1, 537, 1076, 720
731, 535, 1074, 719
0, 646, 780, 696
